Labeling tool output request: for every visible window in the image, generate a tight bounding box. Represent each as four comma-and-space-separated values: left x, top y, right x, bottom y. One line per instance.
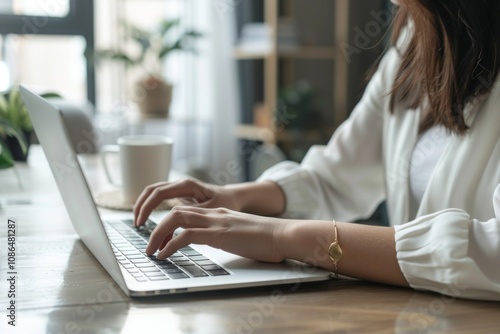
0, 0, 70, 17
0, 0, 95, 103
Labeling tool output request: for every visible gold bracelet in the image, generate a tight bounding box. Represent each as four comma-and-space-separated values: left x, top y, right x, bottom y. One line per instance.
328, 220, 343, 279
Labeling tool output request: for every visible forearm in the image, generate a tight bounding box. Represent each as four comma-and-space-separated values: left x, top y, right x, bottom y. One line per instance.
225, 181, 286, 216
280, 220, 409, 287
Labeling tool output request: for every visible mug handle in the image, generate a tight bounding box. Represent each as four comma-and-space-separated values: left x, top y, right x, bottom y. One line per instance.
100, 145, 122, 186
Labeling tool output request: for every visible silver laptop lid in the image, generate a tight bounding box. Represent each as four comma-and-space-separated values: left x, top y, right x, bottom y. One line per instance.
19, 85, 129, 295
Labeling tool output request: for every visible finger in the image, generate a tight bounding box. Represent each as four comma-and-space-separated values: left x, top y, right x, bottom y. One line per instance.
175, 205, 230, 215
157, 228, 212, 259
146, 207, 210, 255
159, 234, 170, 250
134, 179, 203, 227
145, 232, 173, 257
133, 182, 168, 226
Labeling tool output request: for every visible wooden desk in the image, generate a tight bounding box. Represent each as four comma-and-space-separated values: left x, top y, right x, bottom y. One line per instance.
1, 146, 498, 333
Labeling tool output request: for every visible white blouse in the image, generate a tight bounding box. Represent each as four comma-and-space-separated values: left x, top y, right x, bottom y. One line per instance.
258, 47, 500, 300
409, 126, 451, 217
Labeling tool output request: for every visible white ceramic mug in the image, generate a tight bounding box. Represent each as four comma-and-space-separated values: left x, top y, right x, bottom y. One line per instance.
100, 135, 173, 203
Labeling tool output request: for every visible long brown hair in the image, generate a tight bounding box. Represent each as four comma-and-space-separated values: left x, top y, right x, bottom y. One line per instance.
391, 0, 500, 134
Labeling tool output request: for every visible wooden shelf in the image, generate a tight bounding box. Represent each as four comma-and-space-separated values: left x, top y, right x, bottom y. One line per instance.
235, 125, 276, 143
233, 48, 271, 60
234, 46, 337, 60
234, 124, 328, 144
234, 0, 350, 149
278, 46, 337, 59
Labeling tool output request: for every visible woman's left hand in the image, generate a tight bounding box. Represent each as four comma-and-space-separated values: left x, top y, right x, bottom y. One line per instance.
146, 206, 287, 263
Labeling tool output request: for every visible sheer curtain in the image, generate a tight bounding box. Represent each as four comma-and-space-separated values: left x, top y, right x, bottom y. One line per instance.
165, 0, 242, 183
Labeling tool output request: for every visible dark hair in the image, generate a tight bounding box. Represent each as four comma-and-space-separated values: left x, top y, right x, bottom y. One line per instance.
391, 0, 500, 134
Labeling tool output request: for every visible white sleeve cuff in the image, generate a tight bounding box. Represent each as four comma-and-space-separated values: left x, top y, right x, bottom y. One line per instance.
395, 209, 500, 300
257, 161, 322, 219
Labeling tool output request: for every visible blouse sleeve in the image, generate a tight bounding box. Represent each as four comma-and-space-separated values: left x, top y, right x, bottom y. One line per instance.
395, 183, 500, 301
258, 48, 400, 221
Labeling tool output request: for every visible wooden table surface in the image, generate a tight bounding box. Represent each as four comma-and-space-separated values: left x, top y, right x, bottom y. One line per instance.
1, 147, 499, 334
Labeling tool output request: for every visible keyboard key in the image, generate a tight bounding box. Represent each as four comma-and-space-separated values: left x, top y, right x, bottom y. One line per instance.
127, 269, 140, 274
129, 259, 150, 264
157, 263, 177, 269
111, 241, 128, 246
130, 242, 148, 248
201, 265, 222, 271
207, 269, 229, 276
181, 249, 201, 256
160, 268, 183, 274
195, 260, 216, 266
181, 265, 208, 277
140, 267, 162, 273
126, 254, 146, 259
189, 255, 209, 261
135, 277, 148, 282
149, 276, 170, 281
121, 251, 142, 256
169, 273, 189, 279
150, 258, 172, 265
130, 272, 143, 277
116, 245, 135, 250
144, 272, 167, 277
122, 264, 135, 270
122, 219, 133, 225
135, 263, 155, 268
170, 257, 189, 263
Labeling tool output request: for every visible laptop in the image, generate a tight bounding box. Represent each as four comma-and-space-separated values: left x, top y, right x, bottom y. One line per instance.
20, 85, 332, 297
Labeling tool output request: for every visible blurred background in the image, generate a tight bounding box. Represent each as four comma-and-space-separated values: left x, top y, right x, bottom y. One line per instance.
0, 0, 394, 183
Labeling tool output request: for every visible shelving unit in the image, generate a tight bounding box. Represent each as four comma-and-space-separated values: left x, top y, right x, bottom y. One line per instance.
234, 0, 349, 145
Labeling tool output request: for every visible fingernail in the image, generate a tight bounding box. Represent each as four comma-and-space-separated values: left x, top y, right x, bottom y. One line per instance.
157, 250, 169, 260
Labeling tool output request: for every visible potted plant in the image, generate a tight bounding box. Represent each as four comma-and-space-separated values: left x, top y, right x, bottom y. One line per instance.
0, 88, 60, 166
98, 19, 202, 118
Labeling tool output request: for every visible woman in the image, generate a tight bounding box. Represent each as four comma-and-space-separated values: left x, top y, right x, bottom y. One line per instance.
134, 0, 500, 300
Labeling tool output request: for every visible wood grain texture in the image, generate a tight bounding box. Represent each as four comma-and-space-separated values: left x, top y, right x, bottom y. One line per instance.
1, 147, 499, 333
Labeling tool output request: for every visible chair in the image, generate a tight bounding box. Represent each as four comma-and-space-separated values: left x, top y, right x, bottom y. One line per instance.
49, 99, 97, 154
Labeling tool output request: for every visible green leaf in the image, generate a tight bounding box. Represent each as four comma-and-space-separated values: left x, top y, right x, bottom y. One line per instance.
0, 137, 14, 169
0, 119, 28, 154
0, 95, 8, 118
159, 19, 180, 38
18, 110, 32, 132
7, 90, 20, 126
40, 92, 62, 99
96, 50, 138, 66
184, 30, 203, 38
159, 40, 184, 59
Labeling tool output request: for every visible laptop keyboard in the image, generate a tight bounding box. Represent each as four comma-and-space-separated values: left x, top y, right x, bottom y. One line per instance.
104, 219, 229, 282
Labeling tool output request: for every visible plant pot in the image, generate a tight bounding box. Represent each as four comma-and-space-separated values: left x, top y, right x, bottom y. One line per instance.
5, 131, 31, 162
134, 76, 173, 119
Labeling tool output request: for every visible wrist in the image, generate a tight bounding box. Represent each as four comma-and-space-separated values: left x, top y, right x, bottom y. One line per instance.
275, 219, 337, 267
225, 181, 285, 216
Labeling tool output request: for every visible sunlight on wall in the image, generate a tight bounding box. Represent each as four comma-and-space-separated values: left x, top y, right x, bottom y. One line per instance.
0, 61, 10, 91
0, 0, 69, 16
3, 34, 87, 101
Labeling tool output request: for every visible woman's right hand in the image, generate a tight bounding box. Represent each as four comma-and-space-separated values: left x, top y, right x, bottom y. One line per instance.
133, 178, 242, 227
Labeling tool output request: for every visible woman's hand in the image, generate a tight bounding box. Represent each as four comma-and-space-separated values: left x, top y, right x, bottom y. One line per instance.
134, 179, 286, 227
133, 178, 242, 227
146, 206, 287, 263
145, 206, 409, 288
